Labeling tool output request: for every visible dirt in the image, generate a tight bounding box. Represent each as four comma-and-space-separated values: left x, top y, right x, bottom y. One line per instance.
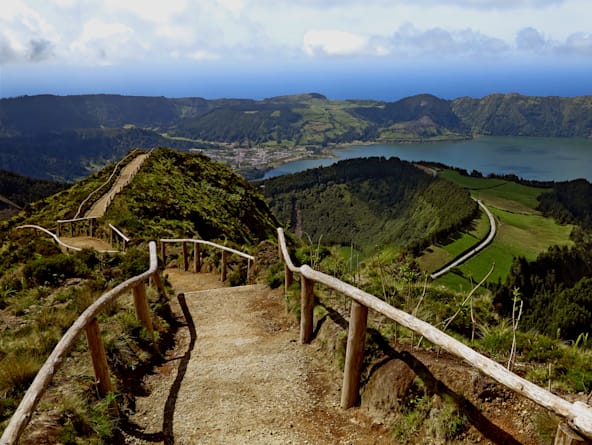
58, 236, 114, 251
122, 271, 395, 444
86, 153, 149, 219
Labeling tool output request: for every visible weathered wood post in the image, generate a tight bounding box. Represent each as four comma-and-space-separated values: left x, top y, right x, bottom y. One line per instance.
341, 300, 368, 409
89, 218, 94, 237
221, 250, 227, 282
109, 226, 114, 247
555, 423, 591, 445
69, 222, 73, 237
247, 259, 252, 283
194, 243, 201, 273
300, 276, 314, 344
85, 318, 113, 397
182, 242, 189, 271
56, 222, 61, 237
161, 242, 166, 265
132, 282, 156, 349
151, 271, 167, 299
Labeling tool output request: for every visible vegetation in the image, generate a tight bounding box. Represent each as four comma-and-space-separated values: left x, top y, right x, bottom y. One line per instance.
263, 157, 477, 255
0, 149, 280, 442
3, 92, 590, 182
104, 148, 278, 244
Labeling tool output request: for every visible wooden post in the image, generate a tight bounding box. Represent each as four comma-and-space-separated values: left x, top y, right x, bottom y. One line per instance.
109, 227, 113, 247
161, 242, 166, 265
341, 300, 368, 409
56, 222, 60, 237
221, 250, 227, 282
151, 272, 167, 299
69, 222, 73, 237
300, 276, 314, 344
85, 318, 113, 397
132, 283, 156, 350
193, 243, 200, 273
247, 259, 252, 282
182, 242, 189, 271
285, 264, 293, 290
555, 423, 590, 445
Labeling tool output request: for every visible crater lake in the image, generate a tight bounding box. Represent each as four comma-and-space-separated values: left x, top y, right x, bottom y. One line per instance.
262, 136, 592, 182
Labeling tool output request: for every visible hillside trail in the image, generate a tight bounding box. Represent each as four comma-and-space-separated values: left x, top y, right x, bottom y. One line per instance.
85, 152, 149, 219
122, 269, 395, 445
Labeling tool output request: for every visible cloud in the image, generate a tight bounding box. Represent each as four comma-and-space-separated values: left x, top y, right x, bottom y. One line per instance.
303, 30, 369, 56
389, 24, 509, 57
516, 27, 548, 52
254, 0, 563, 10
29, 38, 53, 61
561, 32, 592, 56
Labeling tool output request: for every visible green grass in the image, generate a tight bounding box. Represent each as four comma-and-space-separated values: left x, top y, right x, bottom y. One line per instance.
439, 170, 548, 212
423, 171, 572, 289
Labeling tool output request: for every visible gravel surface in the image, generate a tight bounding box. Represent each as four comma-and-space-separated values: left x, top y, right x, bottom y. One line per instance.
123, 271, 394, 444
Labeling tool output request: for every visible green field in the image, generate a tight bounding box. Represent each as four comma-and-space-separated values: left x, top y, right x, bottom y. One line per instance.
422, 170, 573, 291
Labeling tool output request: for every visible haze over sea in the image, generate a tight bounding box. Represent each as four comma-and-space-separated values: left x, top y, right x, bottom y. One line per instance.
263, 136, 592, 182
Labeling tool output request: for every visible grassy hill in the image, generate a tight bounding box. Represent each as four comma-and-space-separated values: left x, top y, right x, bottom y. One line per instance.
2, 92, 591, 181
262, 157, 477, 255
419, 169, 574, 289
0, 148, 278, 443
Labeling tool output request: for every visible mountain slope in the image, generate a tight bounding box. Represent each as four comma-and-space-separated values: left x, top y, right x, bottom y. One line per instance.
451, 93, 592, 137
262, 157, 477, 253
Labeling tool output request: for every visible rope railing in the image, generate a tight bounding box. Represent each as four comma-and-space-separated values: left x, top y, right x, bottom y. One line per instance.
0, 242, 167, 445
277, 227, 592, 442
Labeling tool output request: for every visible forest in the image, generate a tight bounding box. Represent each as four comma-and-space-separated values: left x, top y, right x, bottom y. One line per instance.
262, 157, 477, 254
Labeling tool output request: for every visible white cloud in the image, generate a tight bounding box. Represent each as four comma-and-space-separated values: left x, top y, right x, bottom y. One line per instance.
1, 0, 590, 67
188, 49, 221, 60
303, 29, 387, 56
104, 0, 189, 24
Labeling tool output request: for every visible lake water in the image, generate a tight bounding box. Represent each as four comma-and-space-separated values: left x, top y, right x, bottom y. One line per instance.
262, 136, 592, 182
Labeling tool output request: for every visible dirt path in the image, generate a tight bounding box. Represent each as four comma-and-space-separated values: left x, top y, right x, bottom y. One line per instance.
123, 271, 395, 445
58, 236, 114, 251
86, 153, 149, 218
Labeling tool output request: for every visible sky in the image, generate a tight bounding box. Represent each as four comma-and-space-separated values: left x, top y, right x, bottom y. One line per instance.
1, 0, 591, 100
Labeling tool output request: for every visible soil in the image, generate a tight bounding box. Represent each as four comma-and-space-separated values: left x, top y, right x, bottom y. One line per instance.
122, 270, 395, 444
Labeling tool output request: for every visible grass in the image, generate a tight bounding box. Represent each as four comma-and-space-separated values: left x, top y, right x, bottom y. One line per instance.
439, 169, 547, 212
421, 170, 573, 288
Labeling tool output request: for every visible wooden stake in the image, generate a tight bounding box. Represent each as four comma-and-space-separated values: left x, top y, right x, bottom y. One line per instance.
132, 283, 156, 350
85, 318, 113, 397
300, 276, 314, 344
220, 250, 227, 281
194, 243, 201, 273
555, 423, 590, 445
182, 242, 189, 271
161, 242, 166, 265
341, 300, 368, 409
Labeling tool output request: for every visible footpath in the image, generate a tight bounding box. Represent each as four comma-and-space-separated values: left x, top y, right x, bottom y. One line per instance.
123, 270, 395, 445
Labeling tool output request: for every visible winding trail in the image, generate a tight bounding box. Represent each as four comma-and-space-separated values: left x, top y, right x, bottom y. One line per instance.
123, 270, 394, 445
430, 199, 497, 279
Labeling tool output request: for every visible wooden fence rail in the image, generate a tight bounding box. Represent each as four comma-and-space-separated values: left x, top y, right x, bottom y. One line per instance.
0, 242, 166, 445
160, 238, 255, 282
277, 228, 592, 442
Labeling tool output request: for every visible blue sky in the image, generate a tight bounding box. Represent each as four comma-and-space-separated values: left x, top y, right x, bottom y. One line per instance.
1, 0, 591, 100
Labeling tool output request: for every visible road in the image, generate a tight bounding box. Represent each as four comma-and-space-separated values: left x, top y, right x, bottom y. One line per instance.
430, 199, 497, 280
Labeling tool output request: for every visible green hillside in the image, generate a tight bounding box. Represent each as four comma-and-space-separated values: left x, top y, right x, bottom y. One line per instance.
0, 149, 279, 443
262, 157, 477, 254
2, 92, 592, 181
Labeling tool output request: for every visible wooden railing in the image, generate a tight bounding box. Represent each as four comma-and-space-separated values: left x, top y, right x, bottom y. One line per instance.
56, 216, 97, 238
0, 242, 166, 445
109, 224, 130, 250
160, 238, 255, 282
17, 224, 118, 254
277, 228, 592, 442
